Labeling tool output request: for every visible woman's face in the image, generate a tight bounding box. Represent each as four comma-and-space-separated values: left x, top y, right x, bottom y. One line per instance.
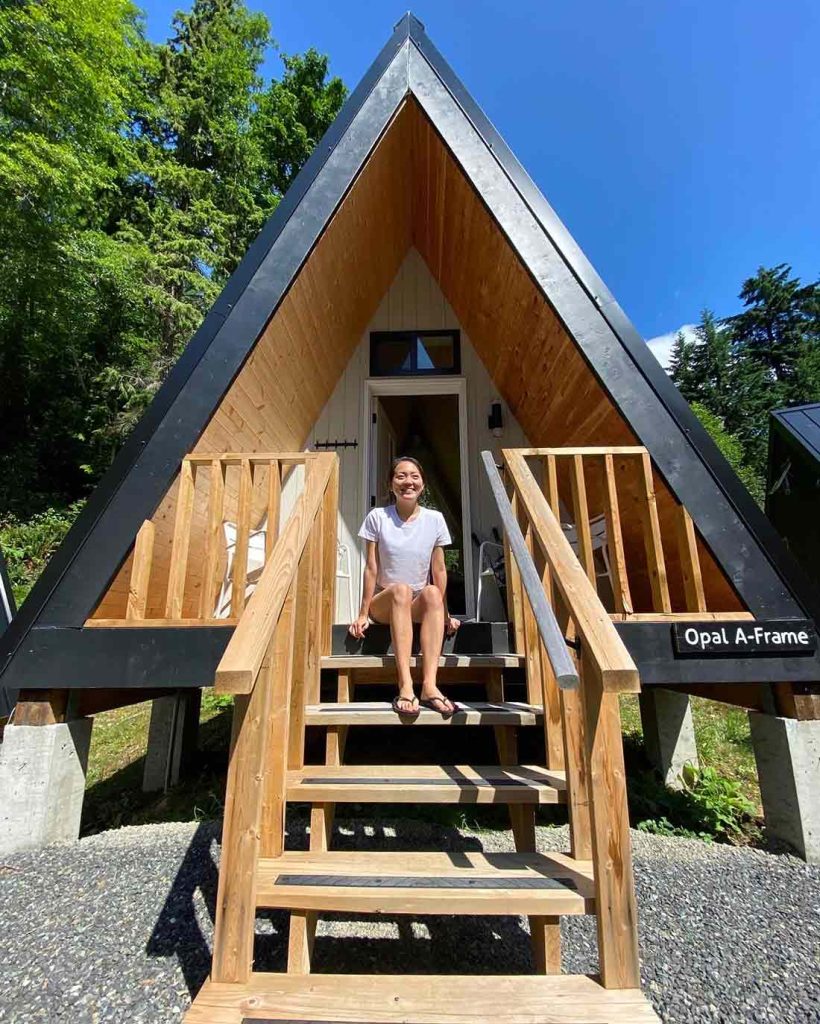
391, 461, 424, 503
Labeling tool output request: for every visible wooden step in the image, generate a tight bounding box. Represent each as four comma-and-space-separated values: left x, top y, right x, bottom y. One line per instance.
305, 700, 542, 726
185, 973, 662, 1023
286, 763, 566, 804
256, 849, 594, 915
322, 653, 523, 669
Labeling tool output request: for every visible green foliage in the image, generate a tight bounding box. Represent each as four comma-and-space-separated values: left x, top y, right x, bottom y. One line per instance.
670, 268, 820, 500
0, 0, 346, 518
691, 403, 765, 506
629, 757, 755, 842
0, 502, 85, 605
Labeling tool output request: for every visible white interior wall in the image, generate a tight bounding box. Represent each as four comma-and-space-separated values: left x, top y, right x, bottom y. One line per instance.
308, 248, 531, 623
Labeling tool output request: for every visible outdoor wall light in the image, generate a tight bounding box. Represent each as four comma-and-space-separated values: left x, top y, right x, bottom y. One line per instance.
488, 400, 504, 437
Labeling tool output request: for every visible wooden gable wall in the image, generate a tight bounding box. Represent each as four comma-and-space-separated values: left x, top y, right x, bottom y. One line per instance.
92, 100, 741, 621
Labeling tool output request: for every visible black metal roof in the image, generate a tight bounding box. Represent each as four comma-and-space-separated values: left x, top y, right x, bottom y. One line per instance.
2, 13, 819, 692
771, 403, 820, 462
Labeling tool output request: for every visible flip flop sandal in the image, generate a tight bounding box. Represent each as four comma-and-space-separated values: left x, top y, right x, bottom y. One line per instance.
392, 694, 420, 719
419, 694, 458, 720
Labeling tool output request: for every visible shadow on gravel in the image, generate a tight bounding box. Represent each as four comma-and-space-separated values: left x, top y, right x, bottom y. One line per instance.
144, 812, 539, 990
146, 821, 220, 996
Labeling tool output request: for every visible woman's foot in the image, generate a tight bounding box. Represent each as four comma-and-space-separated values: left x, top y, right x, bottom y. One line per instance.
420, 689, 457, 719
392, 692, 420, 718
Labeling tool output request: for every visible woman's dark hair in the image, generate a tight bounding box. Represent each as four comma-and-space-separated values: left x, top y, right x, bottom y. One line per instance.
386, 456, 425, 503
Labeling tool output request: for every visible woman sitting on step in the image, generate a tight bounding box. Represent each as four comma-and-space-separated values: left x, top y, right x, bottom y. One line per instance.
350, 456, 460, 719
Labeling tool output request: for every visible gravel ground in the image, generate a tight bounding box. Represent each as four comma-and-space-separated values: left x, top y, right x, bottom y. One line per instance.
1, 815, 818, 1023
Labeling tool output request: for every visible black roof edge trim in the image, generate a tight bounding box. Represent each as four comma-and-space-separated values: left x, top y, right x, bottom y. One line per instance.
0, 22, 412, 672
409, 18, 820, 628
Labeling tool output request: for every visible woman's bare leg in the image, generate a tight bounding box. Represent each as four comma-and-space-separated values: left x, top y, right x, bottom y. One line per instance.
412, 586, 453, 712
370, 584, 415, 709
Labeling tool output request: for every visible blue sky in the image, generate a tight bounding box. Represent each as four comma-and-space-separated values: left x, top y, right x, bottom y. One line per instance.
139, 0, 819, 360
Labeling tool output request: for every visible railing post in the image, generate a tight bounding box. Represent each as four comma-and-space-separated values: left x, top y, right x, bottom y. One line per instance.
211, 639, 278, 983
578, 647, 640, 988
320, 456, 339, 655
260, 577, 298, 859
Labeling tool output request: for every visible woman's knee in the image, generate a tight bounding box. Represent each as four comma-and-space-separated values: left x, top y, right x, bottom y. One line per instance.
419, 584, 443, 608
388, 582, 413, 605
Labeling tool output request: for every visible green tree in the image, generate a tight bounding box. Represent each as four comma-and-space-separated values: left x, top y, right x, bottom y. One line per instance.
0, 0, 145, 512
691, 403, 764, 507
668, 329, 698, 399
0, 0, 346, 517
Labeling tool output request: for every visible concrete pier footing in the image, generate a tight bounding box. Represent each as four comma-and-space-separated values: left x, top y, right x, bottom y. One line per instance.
142, 690, 201, 793
749, 713, 820, 863
0, 718, 93, 856
639, 688, 700, 789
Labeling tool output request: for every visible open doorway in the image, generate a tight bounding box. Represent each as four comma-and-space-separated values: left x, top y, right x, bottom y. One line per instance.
365, 383, 473, 616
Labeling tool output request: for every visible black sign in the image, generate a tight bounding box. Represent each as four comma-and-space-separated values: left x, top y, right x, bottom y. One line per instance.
672, 620, 817, 658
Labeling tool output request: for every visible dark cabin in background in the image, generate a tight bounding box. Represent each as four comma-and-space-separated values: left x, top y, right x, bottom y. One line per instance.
767, 403, 820, 599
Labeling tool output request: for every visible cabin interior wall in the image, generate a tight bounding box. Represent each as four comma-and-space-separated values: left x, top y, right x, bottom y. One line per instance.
92, 98, 742, 622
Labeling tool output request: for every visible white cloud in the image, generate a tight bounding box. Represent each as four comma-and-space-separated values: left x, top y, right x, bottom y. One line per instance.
646, 324, 697, 373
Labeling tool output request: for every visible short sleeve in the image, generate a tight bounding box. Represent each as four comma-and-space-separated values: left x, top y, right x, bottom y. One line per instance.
435, 512, 452, 547
358, 508, 380, 543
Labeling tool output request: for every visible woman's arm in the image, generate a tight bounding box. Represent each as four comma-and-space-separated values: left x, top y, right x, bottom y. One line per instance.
431, 546, 460, 636
350, 540, 378, 638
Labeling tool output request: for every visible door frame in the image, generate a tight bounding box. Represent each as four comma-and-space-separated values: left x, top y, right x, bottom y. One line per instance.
361, 376, 476, 618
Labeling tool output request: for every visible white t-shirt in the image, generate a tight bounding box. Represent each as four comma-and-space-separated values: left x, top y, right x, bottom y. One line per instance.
358, 505, 452, 592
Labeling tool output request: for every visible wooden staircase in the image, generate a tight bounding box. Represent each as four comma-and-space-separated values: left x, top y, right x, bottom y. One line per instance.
184, 451, 661, 1023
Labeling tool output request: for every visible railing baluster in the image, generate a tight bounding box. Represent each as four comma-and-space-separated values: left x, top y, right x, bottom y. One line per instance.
521, 519, 544, 707
601, 453, 632, 614
265, 459, 281, 561
127, 521, 154, 620
638, 451, 671, 612
569, 454, 595, 583
231, 458, 254, 616
261, 575, 298, 858
288, 516, 321, 772
199, 459, 226, 620
505, 490, 527, 654
165, 459, 196, 619
675, 505, 707, 612
320, 458, 339, 654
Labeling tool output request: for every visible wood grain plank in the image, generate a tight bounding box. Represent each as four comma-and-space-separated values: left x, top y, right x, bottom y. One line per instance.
638, 452, 671, 613
199, 460, 226, 619
127, 521, 155, 621
165, 460, 196, 619
602, 454, 632, 615
230, 458, 254, 617
675, 505, 707, 612
265, 460, 281, 562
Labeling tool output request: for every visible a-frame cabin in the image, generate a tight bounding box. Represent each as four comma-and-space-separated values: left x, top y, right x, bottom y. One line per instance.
2, 13, 819, 1022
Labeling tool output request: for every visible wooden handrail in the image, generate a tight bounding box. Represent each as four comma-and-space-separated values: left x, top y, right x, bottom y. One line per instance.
214, 452, 336, 695
481, 452, 579, 689
503, 449, 639, 694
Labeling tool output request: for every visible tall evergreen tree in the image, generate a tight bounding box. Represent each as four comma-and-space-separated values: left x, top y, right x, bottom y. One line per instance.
0, 0, 346, 515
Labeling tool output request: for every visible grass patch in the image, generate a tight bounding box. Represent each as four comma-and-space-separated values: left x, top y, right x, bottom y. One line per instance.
81, 691, 233, 836
620, 694, 761, 843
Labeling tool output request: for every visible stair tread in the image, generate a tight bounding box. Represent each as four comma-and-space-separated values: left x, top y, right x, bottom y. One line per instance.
256, 850, 595, 914
286, 763, 566, 804
305, 700, 542, 726
186, 973, 661, 1023
322, 653, 523, 669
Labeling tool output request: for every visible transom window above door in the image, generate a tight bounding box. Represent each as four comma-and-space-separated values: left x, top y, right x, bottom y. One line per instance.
369, 329, 461, 377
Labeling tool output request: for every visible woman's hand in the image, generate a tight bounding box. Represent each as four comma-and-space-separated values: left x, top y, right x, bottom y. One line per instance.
445, 615, 460, 637
349, 614, 369, 640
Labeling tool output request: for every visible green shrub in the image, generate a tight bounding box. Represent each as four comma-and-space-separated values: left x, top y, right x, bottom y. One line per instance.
0, 502, 85, 606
